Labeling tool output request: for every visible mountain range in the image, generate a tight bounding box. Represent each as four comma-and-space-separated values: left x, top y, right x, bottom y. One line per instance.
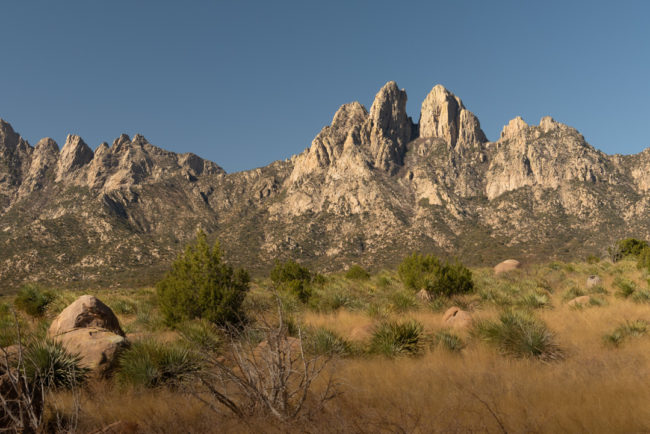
1, 81, 649, 291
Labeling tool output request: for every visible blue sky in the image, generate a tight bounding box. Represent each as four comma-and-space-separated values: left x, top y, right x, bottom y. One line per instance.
1, 1, 648, 172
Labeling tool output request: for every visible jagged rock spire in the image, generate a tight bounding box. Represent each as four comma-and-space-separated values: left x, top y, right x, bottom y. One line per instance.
419, 84, 486, 148
56, 134, 94, 181
365, 81, 412, 172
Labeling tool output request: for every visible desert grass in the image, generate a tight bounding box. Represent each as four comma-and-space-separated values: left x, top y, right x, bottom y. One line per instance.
7, 258, 650, 432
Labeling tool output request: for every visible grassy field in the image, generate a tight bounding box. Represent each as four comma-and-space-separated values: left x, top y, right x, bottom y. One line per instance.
2, 258, 650, 433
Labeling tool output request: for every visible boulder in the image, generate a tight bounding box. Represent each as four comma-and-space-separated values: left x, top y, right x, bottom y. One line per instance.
416, 289, 432, 302
494, 259, 521, 275
48, 295, 125, 338
568, 295, 591, 307
54, 328, 127, 377
443, 307, 472, 329
586, 275, 602, 288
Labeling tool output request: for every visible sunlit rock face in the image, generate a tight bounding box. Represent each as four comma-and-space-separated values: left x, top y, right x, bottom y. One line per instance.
0, 80, 648, 289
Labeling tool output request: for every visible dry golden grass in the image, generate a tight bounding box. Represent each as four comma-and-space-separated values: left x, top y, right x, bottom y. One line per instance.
11, 259, 650, 432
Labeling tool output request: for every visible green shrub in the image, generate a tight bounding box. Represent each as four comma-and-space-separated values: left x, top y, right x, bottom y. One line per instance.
345, 265, 370, 280
473, 310, 561, 360
157, 230, 250, 327
434, 330, 465, 352
518, 292, 550, 309
612, 238, 649, 261
425, 262, 474, 297
14, 284, 56, 317
631, 289, 650, 303
389, 290, 418, 312
614, 278, 636, 298
109, 298, 138, 315
637, 247, 650, 272
398, 253, 474, 298
25, 340, 89, 389
178, 319, 222, 352
306, 328, 352, 356
603, 320, 648, 347
398, 252, 440, 290
586, 255, 600, 264
116, 340, 201, 388
270, 260, 313, 302
369, 320, 423, 357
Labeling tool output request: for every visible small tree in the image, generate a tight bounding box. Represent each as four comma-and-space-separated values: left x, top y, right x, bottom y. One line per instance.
398, 252, 440, 290
157, 231, 249, 327
270, 260, 312, 302
425, 262, 474, 297
611, 238, 649, 262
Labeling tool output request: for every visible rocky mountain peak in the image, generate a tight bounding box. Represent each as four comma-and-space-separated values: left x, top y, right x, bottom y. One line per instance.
500, 116, 528, 140
112, 134, 131, 149
56, 134, 94, 181
419, 85, 487, 148
365, 81, 412, 172
332, 101, 368, 131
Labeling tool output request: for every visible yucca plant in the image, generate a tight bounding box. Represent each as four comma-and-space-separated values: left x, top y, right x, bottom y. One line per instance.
473, 310, 561, 361
369, 320, 423, 357
603, 320, 648, 347
116, 340, 201, 388
306, 328, 352, 356
24, 340, 89, 389
434, 330, 465, 352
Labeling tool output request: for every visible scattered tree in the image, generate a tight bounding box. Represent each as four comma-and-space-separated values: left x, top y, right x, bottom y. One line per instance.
157, 230, 249, 327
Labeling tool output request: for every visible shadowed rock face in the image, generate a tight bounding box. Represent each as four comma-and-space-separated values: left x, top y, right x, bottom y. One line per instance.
0, 81, 649, 289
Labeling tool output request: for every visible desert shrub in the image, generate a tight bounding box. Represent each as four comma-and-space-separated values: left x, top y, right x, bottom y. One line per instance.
603, 320, 648, 347
178, 319, 222, 352
376, 276, 392, 288
563, 287, 585, 301
109, 298, 138, 315
637, 247, 650, 272
473, 310, 561, 360
434, 330, 465, 352
14, 284, 56, 317
518, 292, 551, 309
425, 262, 474, 297
398, 252, 440, 290
389, 290, 418, 312
612, 238, 649, 261
310, 291, 357, 313
24, 340, 89, 389
369, 320, 423, 357
398, 253, 474, 298
270, 260, 313, 302
586, 254, 601, 264
116, 340, 201, 388
157, 230, 250, 327
614, 278, 637, 298
345, 264, 370, 280
312, 273, 326, 286
631, 289, 650, 303
306, 328, 352, 356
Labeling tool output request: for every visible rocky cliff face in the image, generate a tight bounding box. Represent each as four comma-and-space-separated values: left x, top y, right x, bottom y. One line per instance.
1, 81, 649, 291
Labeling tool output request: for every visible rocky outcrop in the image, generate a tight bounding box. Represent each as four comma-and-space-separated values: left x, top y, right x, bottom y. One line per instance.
48, 295, 127, 377
485, 116, 611, 200
48, 295, 125, 338
443, 307, 472, 329
0, 79, 650, 289
56, 135, 94, 182
364, 81, 412, 172
494, 259, 521, 275
419, 84, 486, 149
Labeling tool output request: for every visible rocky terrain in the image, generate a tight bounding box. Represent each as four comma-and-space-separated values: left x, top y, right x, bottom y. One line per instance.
1, 81, 649, 290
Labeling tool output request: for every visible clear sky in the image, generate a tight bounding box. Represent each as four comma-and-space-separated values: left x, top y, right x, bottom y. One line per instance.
1, 0, 648, 172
